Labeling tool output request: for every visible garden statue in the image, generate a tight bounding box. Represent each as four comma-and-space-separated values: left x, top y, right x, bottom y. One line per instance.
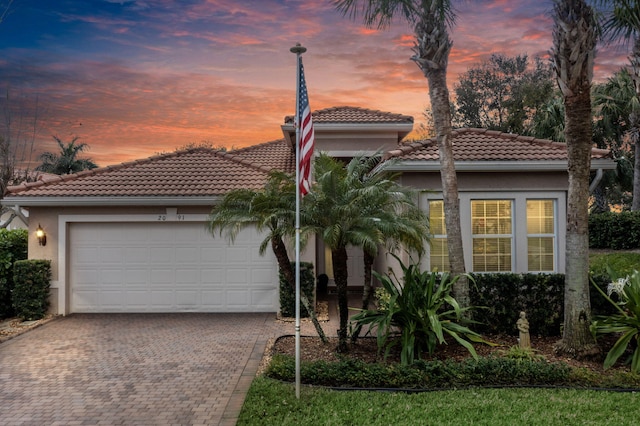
517, 311, 531, 349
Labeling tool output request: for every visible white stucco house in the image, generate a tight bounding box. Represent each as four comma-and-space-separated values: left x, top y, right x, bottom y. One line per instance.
1, 106, 616, 315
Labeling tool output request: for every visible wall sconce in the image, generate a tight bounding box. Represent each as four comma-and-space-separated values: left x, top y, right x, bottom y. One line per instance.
36, 224, 47, 246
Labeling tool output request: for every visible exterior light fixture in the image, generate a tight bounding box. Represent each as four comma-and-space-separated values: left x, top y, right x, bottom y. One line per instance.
36, 224, 47, 246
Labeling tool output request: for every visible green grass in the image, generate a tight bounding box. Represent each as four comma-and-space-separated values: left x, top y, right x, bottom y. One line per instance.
238, 377, 640, 425
589, 252, 640, 277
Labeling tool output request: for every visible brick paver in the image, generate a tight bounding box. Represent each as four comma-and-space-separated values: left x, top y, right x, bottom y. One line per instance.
0, 313, 318, 426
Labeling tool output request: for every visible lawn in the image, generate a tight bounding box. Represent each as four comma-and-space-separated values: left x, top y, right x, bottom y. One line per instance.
238, 251, 640, 425
239, 377, 639, 425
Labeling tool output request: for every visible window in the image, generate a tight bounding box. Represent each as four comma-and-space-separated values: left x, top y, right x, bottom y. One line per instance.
423, 192, 562, 274
471, 200, 512, 272
428, 200, 448, 272
527, 199, 555, 272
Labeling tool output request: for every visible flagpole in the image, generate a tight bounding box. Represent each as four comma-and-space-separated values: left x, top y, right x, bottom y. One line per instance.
290, 42, 306, 400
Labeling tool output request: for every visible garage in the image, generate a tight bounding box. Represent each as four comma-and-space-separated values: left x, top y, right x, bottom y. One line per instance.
69, 222, 279, 313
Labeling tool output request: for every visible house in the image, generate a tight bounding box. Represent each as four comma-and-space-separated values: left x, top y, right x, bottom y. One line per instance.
1, 106, 616, 315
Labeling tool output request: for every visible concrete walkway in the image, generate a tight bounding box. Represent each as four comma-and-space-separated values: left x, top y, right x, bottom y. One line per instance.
0, 312, 334, 426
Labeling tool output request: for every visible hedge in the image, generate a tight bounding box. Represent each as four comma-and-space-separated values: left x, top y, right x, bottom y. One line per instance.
0, 229, 28, 318
469, 273, 614, 337
279, 261, 315, 318
12, 259, 51, 320
589, 211, 640, 250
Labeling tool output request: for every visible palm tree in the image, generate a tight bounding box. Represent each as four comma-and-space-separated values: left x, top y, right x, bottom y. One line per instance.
592, 69, 637, 211
344, 153, 427, 313
35, 136, 98, 175
347, 155, 429, 343
302, 153, 427, 351
207, 171, 327, 342
598, 0, 640, 210
334, 0, 468, 307
551, 0, 599, 356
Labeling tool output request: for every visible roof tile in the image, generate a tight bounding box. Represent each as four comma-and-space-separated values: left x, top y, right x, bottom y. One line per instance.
284, 106, 413, 124
387, 128, 612, 162
5, 145, 291, 198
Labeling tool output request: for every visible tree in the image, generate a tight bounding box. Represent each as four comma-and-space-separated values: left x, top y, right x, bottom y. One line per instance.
343, 154, 428, 342
530, 95, 566, 142
207, 171, 327, 342
302, 154, 423, 351
1, 89, 43, 228
592, 68, 636, 211
334, 0, 469, 307
598, 1, 640, 210
453, 54, 555, 134
551, 0, 599, 357
35, 136, 98, 175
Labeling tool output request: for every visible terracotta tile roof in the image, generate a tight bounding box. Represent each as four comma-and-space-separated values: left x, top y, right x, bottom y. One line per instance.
5, 147, 282, 198
386, 128, 612, 162
226, 138, 294, 173
284, 106, 414, 124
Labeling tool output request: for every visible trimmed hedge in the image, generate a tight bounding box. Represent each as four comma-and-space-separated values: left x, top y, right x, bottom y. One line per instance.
279, 261, 315, 318
265, 353, 573, 389
469, 273, 614, 337
12, 259, 51, 320
0, 229, 28, 318
589, 211, 640, 250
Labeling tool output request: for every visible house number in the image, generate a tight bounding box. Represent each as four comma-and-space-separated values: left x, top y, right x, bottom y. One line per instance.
157, 215, 186, 221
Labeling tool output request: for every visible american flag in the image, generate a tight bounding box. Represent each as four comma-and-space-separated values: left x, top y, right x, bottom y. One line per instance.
297, 56, 314, 196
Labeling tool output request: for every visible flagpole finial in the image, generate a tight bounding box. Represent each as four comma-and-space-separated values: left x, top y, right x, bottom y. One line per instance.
290, 43, 307, 54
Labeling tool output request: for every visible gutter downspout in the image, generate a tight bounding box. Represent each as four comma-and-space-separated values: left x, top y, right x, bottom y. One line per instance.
589, 168, 604, 193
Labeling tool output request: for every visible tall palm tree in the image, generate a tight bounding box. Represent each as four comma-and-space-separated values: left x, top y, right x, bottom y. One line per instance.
35, 136, 98, 175
551, 0, 599, 356
598, 1, 640, 210
344, 153, 427, 314
207, 171, 327, 342
334, 0, 468, 307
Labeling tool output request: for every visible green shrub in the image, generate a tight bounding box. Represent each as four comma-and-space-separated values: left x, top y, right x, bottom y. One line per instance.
589, 212, 640, 250
279, 261, 314, 318
0, 229, 28, 318
350, 256, 480, 365
591, 270, 640, 372
470, 273, 564, 336
12, 259, 51, 320
265, 353, 571, 389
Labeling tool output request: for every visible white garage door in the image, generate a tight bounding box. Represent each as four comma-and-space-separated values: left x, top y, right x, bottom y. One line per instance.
69, 222, 279, 313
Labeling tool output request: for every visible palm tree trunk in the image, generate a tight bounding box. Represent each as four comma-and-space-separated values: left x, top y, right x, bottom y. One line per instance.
412, 11, 468, 308
552, 0, 597, 356
271, 237, 327, 343
332, 245, 350, 353
559, 93, 597, 354
351, 249, 374, 343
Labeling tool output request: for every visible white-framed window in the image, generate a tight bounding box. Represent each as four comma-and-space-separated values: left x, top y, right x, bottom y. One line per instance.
422, 191, 564, 274
471, 200, 513, 272
428, 200, 449, 272
526, 199, 556, 272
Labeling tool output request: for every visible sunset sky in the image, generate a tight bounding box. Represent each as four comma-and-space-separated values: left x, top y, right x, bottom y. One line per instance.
0, 0, 630, 167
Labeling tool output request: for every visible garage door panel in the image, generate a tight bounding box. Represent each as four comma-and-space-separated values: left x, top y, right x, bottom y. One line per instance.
125, 247, 149, 263
70, 222, 278, 313
226, 269, 247, 284
124, 268, 148, 284
150, 247, 173, 263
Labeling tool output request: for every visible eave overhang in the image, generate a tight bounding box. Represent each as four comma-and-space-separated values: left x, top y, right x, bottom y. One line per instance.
0, 196, 223, 208
384, 158, 617, 172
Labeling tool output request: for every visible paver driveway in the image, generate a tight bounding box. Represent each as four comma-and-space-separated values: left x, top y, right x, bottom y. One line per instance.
0, 313, 289, 425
